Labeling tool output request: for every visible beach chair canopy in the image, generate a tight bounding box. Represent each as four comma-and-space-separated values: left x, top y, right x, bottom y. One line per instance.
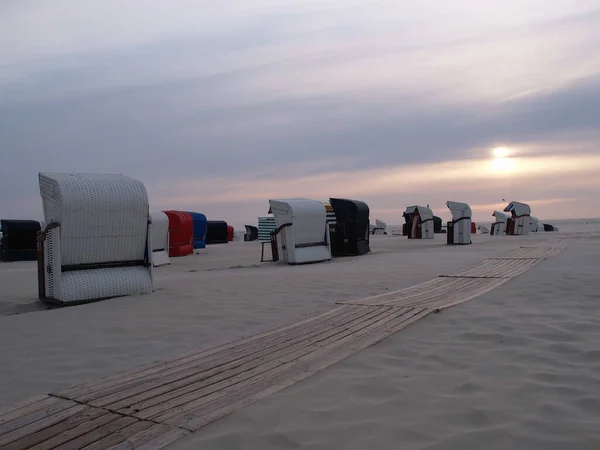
149, 211, 170, 266
403, 206, 417, 219
269, 199, 326, 245
38, 172, 153, 304
329, 198, 371, 256
206, 220, 229, 244
375, 219, 387, 230
504, 201, 531, 217
186, 212, 208, 249
329, 198, 370, 239
268, 198, 331, 264
244, 225, 258, 241
492, 210, 509, 222
414, 205, 433, 222
0, 219, 40, 262
446, 201, 472, 221
163, 211, 194, 257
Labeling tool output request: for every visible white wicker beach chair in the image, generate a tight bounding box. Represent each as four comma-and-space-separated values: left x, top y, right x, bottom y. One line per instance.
150, 211, 170, 267
268, 198, 331, 265
446, 201, 472, 245
37, 173, 153, 305
491, 210, 509, 235
503, 201, 532, 235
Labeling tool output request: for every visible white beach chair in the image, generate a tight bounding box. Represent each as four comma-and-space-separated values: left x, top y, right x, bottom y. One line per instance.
37, 173, 153, 305
529, 216, 540, 233
268, 198, 331, 265
446, 201, 472, 245
405, 205, 434, 239
491, 210, 509, 235
150, 211, 170, 267
503, 201, 531, 235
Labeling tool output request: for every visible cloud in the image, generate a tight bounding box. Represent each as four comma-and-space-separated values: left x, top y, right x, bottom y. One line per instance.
0, 0, 599, 224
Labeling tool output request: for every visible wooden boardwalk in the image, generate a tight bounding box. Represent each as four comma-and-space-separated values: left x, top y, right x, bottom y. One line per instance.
0, 245, 564, 449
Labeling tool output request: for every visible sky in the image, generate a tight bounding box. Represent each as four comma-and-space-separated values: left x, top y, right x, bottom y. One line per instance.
1, 0, 600, 228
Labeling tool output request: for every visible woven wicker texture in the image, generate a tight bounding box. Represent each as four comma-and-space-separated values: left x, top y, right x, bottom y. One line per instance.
39, 173, 149, 266
38, 173, 153, 303
61, 267, 153, 303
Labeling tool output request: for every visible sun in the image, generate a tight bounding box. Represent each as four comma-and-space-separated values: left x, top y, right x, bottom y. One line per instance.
493, 147, 510, 158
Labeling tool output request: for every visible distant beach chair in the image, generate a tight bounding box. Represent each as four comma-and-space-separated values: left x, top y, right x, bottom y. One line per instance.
328, 197, 371, 257
503, 201, 532, 235
163, 211, 194, 257
529, 216, 540, 233
244, 225, 258, 241
150, 211, 170, 267
227, 224, 234, 242
258, 216, 277, 241
433, 216, 445, 234
404, 205, 434, 239
0, 219, 40, 262
37, 173, 153, 305
491, 210, 509, 235
446, 201, 472, 245
371, 219, 387, 235
268, 198, 332, 265
186, 212, 208, 249
206, 220, 229, 244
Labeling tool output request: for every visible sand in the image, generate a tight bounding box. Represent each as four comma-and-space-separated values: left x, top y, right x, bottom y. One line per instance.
0, 227, 598, 449
167, 235, 600, 450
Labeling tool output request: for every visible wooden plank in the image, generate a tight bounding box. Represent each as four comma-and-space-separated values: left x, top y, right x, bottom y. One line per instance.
341, 277, 491, 308
440, 258, 540, 278
126, 306, 396, 420
61, 306, 359, 404
3, 407, 106, 450
0, 399, 80, 440
165, 307, 429, 431
492, 246, 563, 259
88, 306, 374, 409
0, 395, 52, 423
0, 403, 86, 448
26, 412, 120, 450
105, 424, 188, 450
56, 306, 351, 400
52, 416, 138, 450
154, 307, 418, 426
79, 420, 153, 450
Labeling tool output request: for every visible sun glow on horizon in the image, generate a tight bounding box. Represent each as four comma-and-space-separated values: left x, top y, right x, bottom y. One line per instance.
493, 147, 510, 158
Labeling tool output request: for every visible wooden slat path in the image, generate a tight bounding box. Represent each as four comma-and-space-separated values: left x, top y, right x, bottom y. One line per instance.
490, 246, 564, 260
339, 277, 508, 310
63, 305, 428, 428
0, 244, 565, 449
440, 258, 542, 278
0, 395, 186, 450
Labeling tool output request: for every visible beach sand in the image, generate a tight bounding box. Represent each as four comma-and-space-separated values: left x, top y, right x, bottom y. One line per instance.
0, 227, 598, 449
168, 235, 600, 450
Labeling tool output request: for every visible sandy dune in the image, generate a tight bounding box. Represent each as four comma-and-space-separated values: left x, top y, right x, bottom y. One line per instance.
168, 237, 600, 450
